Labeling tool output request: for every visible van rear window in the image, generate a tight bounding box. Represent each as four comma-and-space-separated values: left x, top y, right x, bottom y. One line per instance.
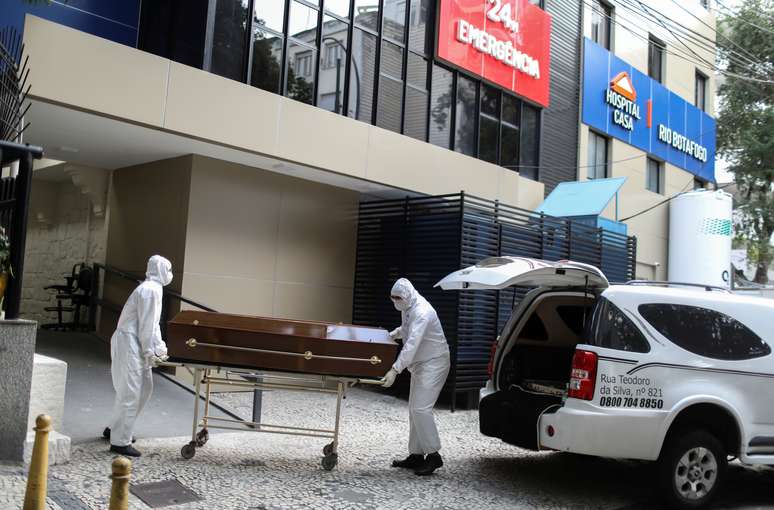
586, 298, 650, 353
638, 303, 770, 360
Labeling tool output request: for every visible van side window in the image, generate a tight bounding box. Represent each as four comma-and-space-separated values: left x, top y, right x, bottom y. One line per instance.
588, 298, 650, 353
638, 304, 770, 360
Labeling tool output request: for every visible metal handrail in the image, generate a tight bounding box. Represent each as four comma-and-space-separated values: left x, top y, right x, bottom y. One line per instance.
92, 262, 217, 312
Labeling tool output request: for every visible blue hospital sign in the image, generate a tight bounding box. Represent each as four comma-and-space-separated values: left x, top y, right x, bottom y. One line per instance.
582, 39, 716, 181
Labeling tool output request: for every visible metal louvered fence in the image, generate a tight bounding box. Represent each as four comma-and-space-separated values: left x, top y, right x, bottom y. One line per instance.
352, 192, 637, 410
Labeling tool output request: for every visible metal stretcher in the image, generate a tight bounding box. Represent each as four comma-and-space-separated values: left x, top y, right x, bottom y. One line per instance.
160, 361, 382, 471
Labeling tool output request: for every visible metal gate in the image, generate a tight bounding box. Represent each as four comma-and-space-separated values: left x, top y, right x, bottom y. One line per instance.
352, 192, 637, 410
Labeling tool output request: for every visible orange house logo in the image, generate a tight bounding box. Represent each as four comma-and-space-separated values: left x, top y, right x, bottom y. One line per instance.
606, 71, 641, 131
610, 71, 636, 101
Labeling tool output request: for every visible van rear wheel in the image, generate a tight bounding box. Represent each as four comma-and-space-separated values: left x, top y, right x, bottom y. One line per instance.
657, 429, 727, 509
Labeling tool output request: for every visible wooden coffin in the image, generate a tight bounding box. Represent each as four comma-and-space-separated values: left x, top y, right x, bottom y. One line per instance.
167, 311, 397, 378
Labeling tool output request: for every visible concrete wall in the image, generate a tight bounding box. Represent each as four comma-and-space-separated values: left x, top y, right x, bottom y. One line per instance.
22, 178, 108, 323
181, 156, 359, 323
100, 156, 190, 337
22, 15, 544, 210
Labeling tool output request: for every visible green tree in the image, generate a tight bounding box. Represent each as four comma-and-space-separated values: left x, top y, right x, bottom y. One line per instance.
717, 0, 774, 283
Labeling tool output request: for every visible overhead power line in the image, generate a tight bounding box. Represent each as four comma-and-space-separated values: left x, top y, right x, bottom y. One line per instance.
583, 1, 774, 84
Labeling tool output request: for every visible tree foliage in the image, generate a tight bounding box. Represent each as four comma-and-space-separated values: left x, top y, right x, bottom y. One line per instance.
717, 0, 774, 283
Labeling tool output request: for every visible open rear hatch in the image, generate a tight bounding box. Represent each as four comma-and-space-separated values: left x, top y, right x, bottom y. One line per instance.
437, 257, 608, 449
435, 257, 609, 291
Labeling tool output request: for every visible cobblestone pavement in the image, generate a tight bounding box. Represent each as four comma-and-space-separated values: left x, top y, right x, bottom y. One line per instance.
3, 386, 774, 509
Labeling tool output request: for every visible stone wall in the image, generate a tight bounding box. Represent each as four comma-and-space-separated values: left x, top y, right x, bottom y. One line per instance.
20, 178, 109, 323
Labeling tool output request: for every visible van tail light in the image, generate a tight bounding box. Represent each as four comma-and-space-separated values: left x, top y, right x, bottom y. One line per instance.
568, 349, 598, 401
486, 340, 498, 378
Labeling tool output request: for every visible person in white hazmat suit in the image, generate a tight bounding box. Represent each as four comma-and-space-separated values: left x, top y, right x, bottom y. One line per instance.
103, 255, 172, 457
380, 278, 450, 476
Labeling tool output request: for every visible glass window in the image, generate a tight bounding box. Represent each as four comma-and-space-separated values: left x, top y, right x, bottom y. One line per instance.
318, 16, 348, 113
138, 0, 208, 69
519, 103, 540, 180
408, 0, 432, 55
454, 75, 477, 157
325, 0, 351, 18
429, 65, 453, 148
289, 1, 320, 41
588, 131, 608, 179
479, 85, 500, 164
500, 94, 520, 170
639, 304, 770, 360
590, 0, 611, 50
646, 158, 663, 194
286, 42, 317, 104
648, 35, 665, 83
250, 26, 284, 93
383, 0, 407, 42
695, 71, 707, 111
586, 298, 650, 353
354, 0, 380, 31
404, 54, 428, 141
377, 40, 404, 132
253, 0, 285, 33
210, 0, 250, 82
348, 28, 377, 122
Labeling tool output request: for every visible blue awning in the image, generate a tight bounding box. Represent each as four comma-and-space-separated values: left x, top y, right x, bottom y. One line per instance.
536, 177, 627, 218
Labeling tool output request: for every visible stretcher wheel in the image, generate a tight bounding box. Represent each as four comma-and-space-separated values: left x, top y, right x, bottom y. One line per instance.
181, 442, 196, 460
321, 453, 338, 471
196, 428, 209, 447
322, 442, 335, 456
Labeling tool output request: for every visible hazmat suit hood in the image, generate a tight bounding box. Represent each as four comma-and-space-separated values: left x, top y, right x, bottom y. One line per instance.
146, 255, 173, 287
391, 278, 418, 311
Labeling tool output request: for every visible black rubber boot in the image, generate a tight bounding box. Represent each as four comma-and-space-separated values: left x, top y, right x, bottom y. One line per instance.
415, 452, 443, 476
391, 454, 424, 469
110, 444, 142, 457
103, 427, 136, 443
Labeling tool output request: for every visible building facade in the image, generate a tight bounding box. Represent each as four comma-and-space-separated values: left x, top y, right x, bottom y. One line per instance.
1, 0, 716, 326
578, 0, 717, 280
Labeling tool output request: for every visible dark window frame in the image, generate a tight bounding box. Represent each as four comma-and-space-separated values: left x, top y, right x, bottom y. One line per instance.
588, 130, 609, 180
586, 297, 651, 353
648, 34, 666, 83
639, 303, 771, 361
590, 0, 612, 50
695, 70, 708, 112
646, 157, 663, 194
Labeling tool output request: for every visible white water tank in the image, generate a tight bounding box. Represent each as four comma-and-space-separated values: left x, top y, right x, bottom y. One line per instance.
668, 189, 733, 288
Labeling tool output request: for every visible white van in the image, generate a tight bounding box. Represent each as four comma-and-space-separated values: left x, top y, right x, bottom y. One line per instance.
437, 257, 774, 509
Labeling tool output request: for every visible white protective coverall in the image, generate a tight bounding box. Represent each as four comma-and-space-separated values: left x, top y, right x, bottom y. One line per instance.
390, 278, 450, 455
108, 255, 172, 446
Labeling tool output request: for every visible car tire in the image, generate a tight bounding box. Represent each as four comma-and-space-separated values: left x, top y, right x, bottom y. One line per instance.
657, 429, 727, 509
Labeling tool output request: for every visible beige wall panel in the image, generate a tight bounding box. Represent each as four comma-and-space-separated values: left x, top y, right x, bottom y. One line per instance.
274, 179, 358, 288
276, 99, 369, 179
498, 170, 545, 211
273, 283, 354, 324
180, 273, 275, 316
24, 16, 168, 126
183, 156, 358, 322
185, 157, 282, 278
365, 127, 500, 198
164, 63, 280, 155
106, 156, 191, 277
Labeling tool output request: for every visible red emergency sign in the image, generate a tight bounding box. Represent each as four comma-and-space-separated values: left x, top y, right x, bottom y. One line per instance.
437, 0, 552, 107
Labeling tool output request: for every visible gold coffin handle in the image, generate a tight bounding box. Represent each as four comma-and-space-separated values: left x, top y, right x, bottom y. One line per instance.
183, 338, 382, 365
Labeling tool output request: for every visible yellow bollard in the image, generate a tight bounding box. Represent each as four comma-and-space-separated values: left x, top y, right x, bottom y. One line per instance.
108, 456, 132, 510
23, 414, 52, 510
